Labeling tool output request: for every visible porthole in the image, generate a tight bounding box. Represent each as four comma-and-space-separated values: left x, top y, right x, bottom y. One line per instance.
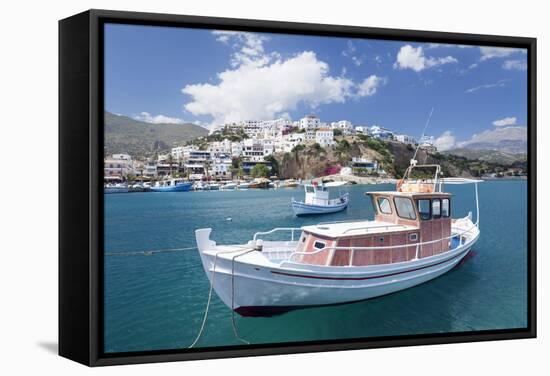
378, 237, 385, 243
409, 233, 418, 242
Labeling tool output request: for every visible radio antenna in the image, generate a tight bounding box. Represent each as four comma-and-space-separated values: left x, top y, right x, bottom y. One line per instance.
411, 107, 434, 163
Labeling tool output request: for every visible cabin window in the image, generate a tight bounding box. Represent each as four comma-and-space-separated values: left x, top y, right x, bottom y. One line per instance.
409, 233, 418, 242
301, 236, 306, 243
306, 186, 315, 193
377, 197, 392, 215
313, 241, 325, 250
417, 199, 431, 220
442, 198, 451, 217
394, 197, 417, 220
432, 199, 441, 219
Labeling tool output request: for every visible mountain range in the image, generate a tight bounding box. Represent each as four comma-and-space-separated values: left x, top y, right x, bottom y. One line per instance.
454, 126, 527, 154
104, 111, 208, 156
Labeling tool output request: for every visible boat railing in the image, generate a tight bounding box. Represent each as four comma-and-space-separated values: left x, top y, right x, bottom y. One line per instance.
253, 227, 302, 242
287, 222, 478, 266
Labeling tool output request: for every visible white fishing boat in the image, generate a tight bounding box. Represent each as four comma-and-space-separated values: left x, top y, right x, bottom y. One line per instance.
291, 181, 349, 216
221, 182, 238, 190
195, 161, 482, 316
104, 183, 129, 194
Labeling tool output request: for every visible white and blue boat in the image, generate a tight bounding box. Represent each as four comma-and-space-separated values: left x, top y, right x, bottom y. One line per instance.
291, 181, 349, 216
150, 178, 193, 192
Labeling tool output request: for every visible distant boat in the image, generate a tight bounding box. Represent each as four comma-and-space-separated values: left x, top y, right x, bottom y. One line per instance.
282, 179, 299, 188
249, 178, 271, 189
207, 183, 221, 190
150, 178, 193, 192
104, 183, 129, 194
238, 181, 250, 190
291, 181, 349, 216
221, 182, 238, 190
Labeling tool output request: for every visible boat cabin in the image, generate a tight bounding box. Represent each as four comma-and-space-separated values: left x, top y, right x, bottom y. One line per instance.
294, 191, 452, 266
302, 181, 347, 206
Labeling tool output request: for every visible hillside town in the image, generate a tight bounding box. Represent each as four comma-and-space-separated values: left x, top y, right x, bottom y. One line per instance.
104, 114, 438, 183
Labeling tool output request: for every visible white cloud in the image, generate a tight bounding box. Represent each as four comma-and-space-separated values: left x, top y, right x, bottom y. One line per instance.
212, 30, 274, 68
357, 75, 386, 97
465, 79, 509, 93
434, 131, 456, 151
183, 51, 355, 126
479, 46, 517, 61
492, 116, 517, 127
342, 40, 363, 66
134, 112, 185, 124
183, 33, 384, 128
502, 59, 527, 71
394, 45, 458, 72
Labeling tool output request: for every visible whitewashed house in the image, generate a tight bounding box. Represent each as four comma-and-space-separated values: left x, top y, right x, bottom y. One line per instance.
315, 128, 335, 147
300, 115, 321, 130
331, 120, 354, 136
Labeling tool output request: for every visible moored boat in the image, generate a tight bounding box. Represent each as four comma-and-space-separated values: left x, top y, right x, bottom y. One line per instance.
195, 162, 482, 316
150, 178, 193, 192
221, 182, 238, 190
104, 183, 129, 194
248, 178, 271, 189
291, 181, 349, 216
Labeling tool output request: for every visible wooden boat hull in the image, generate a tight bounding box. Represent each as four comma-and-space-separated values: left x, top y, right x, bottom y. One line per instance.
195, 223, 479, 316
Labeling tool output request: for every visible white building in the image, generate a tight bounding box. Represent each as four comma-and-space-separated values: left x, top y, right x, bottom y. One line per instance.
243, 139, 265, 162
419, 135, 437, 152
211, 157, 233, 180
210, 139, 232, 156
395, 134, 417, 145
370, 125, 394, 140
315, 128, 335, 147
305, 128, 316, 142
331, 120, 354, 136
355, 126, 369, 135
171, 145, 199, 161
300, 115, 321, 130
104, 154, 135, 178
280, 133, 304, 153
231, 141, 243, 157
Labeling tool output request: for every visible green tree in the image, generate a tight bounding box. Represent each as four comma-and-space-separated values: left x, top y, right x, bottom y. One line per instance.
333, 128, 343, 137
250, 164, 270, 178
264, 155, 280, 177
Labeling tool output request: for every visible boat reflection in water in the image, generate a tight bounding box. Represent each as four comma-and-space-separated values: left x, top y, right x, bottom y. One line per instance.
195, 162, 482, 316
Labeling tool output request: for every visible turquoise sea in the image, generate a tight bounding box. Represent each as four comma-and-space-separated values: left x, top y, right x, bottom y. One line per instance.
104, 180, 528, 353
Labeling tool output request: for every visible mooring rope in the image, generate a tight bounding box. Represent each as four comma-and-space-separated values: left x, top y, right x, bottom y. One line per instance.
231, 250, 256, 345
188, 245, 255, 348
104, 246, 197, 257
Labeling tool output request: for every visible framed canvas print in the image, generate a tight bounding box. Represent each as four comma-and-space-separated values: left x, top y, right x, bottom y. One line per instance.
59, 9, 536, 366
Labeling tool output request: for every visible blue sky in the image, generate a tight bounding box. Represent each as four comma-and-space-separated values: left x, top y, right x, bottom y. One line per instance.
104, 23, 527, 150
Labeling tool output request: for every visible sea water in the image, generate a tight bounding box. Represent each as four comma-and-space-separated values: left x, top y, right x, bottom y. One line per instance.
104, 180, 528, 353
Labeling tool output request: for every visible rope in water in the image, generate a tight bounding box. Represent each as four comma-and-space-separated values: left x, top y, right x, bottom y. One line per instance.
105, 242, 253, 347
188, 245, 254, 348
104, 246, 197, 256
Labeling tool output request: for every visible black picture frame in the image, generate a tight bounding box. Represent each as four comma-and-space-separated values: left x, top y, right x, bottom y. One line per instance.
59, 9, 537, 366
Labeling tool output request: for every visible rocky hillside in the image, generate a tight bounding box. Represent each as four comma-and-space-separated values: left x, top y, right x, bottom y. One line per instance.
104, 111, 208, 156
273, 136, 525, 180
